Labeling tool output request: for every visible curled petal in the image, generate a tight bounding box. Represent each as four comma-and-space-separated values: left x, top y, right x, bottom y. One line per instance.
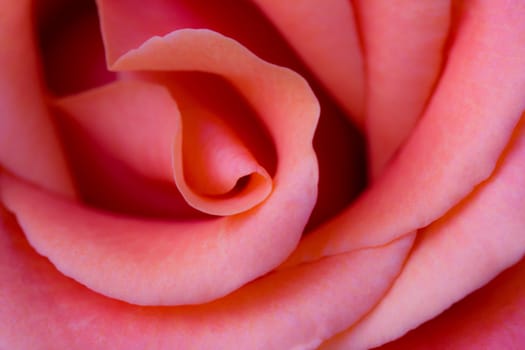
55, 79, 272, 216
1, 29, 320, 306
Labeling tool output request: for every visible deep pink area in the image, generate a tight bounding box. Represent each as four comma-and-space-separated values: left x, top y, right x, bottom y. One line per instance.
37, 0, 115, 96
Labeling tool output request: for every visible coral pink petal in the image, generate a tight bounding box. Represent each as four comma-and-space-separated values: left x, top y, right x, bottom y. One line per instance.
357, 0, 451, 177
321, 119, 525, 349
55, 80, 271, 216
252, 0, 365, 124
284, 0, 525, 266
0, 0, 75, 197
111, 29, 320, 218
377, 256, 525, 350
0, 206, 413, 349
96, 0, 311, 71
1, 29, 320, 306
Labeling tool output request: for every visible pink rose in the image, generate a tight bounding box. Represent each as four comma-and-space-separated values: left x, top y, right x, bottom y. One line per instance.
1, 0, 524, 349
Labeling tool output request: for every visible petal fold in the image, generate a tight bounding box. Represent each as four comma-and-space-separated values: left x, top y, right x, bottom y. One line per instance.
322, 117, 525, 349
2, 29, 320, 306
357, 0, 451, 177
252, 0, 365, 124
0, 0, 75, 197
284, 0, 525, 266
0, 207, 413, 349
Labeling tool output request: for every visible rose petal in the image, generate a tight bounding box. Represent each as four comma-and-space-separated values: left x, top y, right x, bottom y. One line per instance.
95, 0, 367, 229
0, 206, 413, 349
55, 79, 272, 216
251, 0, 365, 124
377, 255, 525, 349
356, 0, 451, 177
284, 0, 525, 266
37, 1, 116, 96
0, 0, 75, 197
1, 28, 320, 306
321, 117, 525, 349
96, 0, 311, 70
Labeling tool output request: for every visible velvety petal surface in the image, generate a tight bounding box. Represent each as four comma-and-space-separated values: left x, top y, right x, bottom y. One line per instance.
0, 205, 414, 349
1, 25, 321, 305
322, 117, 525, 349
284, 0, 525, 266
252, 0, 365, 124
378, 255, 525, 349
55, 79, 272, 216
0, 0, 75, 197
356, 0, 451, 177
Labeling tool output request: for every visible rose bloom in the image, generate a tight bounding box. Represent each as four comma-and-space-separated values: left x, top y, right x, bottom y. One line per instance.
1, 0, 525, 349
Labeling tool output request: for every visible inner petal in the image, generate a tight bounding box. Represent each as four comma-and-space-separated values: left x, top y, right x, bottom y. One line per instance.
54, 78, 274, 217
181, 106, 270, 197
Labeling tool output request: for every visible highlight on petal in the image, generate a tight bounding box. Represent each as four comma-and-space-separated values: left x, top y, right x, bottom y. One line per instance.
252, 0, 365, 124
356, 0, 451, 177
0, 206, 414, 349
1, 28, 320, 306
321, 117, 525, 349
0, 0, 75, 197
284, 0, 525, 266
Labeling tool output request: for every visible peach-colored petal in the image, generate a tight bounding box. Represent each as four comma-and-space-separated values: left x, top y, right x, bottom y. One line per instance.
95, 0, 366, 227
0, 0, 75, 197
96, 0, 314, 71
321, 118, 525, 349
111, 28, 321, 217
356, 0, 451, 177
284, 0, 525, 266
55, 79, 272, 216
0, 206, 413, 349
1, 28, 320, 306
378, 255, 525, 350
252, 0, 365, 124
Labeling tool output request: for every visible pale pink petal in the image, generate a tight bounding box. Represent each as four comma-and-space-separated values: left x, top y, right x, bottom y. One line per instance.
356, 0, 451, 177
0, 206, 413, 349
0, 0, 75, 197
252, 0, 365, 124
321, 118, 525, 349
284, 0, 525, 266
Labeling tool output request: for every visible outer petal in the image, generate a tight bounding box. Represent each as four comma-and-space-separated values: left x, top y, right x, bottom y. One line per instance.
252, 0, 365, 124
322, 117, 525, 349
377, 255, 525, 349
0, 0, 74, 197
1, 28, 320, 306
0, 207, 413, 349
356, 0, 451, 177
284, 0, 525, 266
